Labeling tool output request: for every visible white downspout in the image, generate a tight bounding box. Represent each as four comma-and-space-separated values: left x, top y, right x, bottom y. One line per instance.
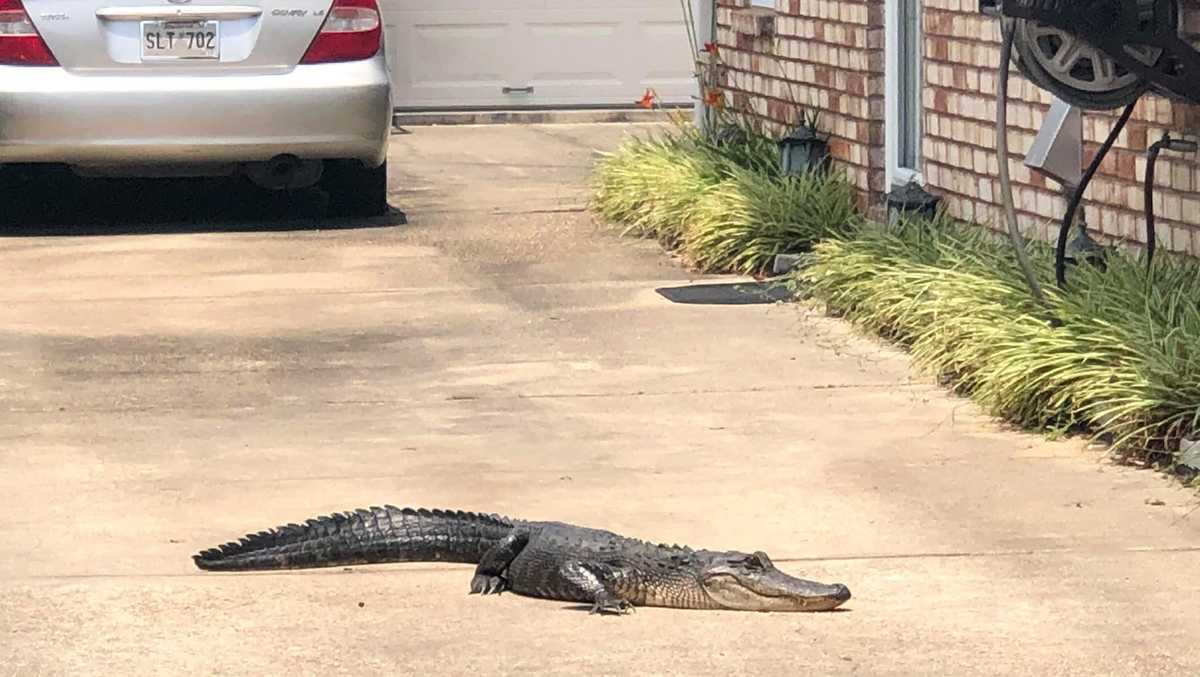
691, 0, 714, 133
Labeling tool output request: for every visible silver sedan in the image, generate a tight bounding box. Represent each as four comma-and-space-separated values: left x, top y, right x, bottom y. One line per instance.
1, 0, 393, 216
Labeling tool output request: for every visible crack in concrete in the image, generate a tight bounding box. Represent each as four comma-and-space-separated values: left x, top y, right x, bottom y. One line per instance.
416, 206, 587, 216
440, 382, 924, 401
394, 161, 590, 170
1, 382, 926, 414
0, 267, 660, 305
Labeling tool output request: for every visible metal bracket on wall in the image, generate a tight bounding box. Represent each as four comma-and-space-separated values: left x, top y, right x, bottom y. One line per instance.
1025, 96, 1083, 191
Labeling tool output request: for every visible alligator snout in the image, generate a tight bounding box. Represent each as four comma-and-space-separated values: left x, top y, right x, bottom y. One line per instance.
796, 581, 851, 611
829, 583, 852, 603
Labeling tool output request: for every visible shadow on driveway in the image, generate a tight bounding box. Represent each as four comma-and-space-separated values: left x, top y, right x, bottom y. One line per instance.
0, 165, 406, 237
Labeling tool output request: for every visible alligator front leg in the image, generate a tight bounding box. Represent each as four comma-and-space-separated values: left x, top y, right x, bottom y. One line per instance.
559, 560, 634, 615
469, 531, 529, 595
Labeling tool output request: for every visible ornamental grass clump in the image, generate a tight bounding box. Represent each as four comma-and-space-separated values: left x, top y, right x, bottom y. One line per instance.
591, 120, 858, 274
682, 165, 857, 274
591, 132, 717, 245
800, 216, 1200, 467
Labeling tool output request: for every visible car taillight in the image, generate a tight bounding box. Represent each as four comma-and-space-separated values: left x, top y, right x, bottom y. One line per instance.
300, 0, 381, 64
0, 0, 57, 66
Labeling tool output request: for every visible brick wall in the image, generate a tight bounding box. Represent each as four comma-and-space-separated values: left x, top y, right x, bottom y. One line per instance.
714, 0, 1200, 254
714, 0, 886, 209
922, 1, 1200, 254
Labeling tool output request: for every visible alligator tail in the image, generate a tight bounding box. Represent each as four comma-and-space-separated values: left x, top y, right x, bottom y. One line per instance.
192, 506, 514, 572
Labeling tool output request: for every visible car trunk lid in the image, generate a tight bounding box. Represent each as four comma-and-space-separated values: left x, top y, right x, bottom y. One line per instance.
24, 0, 332, 73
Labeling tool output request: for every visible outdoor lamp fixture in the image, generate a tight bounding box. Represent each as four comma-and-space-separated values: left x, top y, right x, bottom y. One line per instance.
777, 125, 830, 175
1063, 219, 1107, 271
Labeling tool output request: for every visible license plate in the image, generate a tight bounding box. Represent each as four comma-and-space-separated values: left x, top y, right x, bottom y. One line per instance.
141, 20, 219, 61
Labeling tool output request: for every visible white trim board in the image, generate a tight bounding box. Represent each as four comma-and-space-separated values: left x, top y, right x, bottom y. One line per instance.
885, 0, 924, 189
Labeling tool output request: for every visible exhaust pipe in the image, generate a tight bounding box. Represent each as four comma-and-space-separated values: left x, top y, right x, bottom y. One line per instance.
245, 154, 323, 191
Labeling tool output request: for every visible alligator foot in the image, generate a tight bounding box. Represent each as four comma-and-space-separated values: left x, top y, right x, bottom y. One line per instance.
469, 574, 508, 595
557, 560, 634, 616
469, 531, 527, 597
589, 592, 635, 616
468, 530, 525, 595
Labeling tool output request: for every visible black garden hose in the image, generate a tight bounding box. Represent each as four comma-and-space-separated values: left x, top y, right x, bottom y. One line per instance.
1055, 102, 1137, 288
1144, 133, 1200, 272
1145, 136, 1165, 271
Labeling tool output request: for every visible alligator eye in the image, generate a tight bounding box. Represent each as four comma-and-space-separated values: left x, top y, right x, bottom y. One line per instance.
732, 555, 763, 570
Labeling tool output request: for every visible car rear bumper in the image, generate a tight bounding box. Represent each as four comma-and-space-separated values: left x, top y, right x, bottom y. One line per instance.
0, 56, 392, 167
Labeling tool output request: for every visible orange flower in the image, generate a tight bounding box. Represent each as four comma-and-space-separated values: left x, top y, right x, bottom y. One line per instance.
703, 88, 726, 110
636, 88, 657, 109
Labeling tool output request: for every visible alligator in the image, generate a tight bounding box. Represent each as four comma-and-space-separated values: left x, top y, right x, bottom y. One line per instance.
193, 505, 851, 614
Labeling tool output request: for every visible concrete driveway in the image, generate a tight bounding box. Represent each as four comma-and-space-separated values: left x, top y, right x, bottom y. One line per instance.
2, 123, 1199, 676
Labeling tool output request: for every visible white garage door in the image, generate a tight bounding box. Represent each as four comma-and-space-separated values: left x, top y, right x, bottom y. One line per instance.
381, 0, 696, 109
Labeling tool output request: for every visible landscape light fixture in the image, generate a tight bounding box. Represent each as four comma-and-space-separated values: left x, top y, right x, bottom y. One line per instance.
885, 180, 942, 224
777, 125, 830, 175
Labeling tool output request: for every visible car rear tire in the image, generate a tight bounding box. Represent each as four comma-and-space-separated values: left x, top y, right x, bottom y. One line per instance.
321, 159, 389, 218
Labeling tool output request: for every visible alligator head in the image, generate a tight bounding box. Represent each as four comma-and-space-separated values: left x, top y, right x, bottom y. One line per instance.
699, 551, 850, 612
